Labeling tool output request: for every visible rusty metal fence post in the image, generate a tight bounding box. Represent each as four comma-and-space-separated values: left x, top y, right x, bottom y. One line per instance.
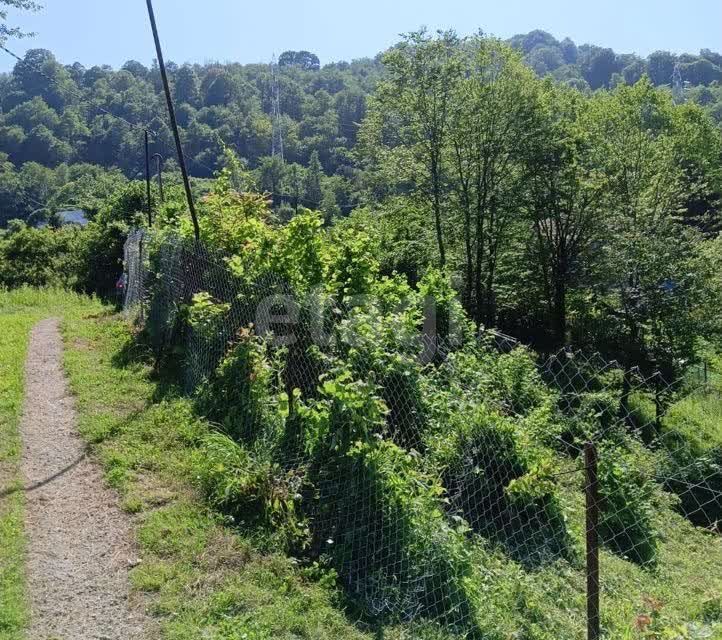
585, 441, 600, 640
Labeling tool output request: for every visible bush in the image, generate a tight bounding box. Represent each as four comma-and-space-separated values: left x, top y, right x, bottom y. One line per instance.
196, 328, 282, 447
338, 295, 429, 451
654, 386, 722, 527
428, 401, 570, 566
296, 370, 481, 633
0, 222, 83, 289
195, 432, 310, 551
597, 441, 662, 565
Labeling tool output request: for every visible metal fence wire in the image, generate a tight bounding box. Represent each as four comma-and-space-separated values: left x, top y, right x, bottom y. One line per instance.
123, 229, 722, 640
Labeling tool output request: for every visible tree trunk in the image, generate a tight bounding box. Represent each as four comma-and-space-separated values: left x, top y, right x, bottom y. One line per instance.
552, 274, 567, 347
431, 154, 446, 268
552, 250, 568, 347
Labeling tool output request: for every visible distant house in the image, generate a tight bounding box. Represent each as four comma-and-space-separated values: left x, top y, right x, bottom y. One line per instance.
36, 209, 89, 228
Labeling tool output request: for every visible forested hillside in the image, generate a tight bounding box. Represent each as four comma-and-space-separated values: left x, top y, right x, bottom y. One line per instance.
2, 22, 722, 640
2, 29, 722, 226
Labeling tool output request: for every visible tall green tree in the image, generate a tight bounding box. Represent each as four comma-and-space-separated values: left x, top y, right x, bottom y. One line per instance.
524, 85, 606, 345
304, 150, 323, 210
363, 29, 462, 267
447, 37, 542, 327
586, 79, 700, 373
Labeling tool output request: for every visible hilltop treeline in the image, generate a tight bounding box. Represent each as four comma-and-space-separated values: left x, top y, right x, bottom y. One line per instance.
2, 29, 722, 226
3, 30, 722, 372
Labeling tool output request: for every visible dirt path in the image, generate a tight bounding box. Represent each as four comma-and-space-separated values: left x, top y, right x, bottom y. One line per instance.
19, 318, 148, 640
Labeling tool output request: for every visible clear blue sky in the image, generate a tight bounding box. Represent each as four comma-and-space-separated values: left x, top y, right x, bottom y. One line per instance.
2, 0, 721, 72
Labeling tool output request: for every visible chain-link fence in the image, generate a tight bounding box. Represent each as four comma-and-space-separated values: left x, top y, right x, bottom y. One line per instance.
123, 230, 722, 640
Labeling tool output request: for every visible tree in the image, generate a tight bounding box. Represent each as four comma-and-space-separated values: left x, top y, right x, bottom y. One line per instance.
304, 150, 323, 210
0, 0, 40, 43
21, 125, 72, 165
647, 50, 677, 86
526, 46, 564, 76
0, 124, 25, 157
559, 37, 578, 64
278, 51, 320, 71
174, 64, 200, 106
12, 49, 76, 110
670, 102, 722, 234
524, 86, 606, 345
121, 60, 148, 79
258, 155, 285, 205
586, 79, 696, 373
363, 29, 462, 267
5, 95, 60, 130
622, 60, 647, 85
679, 58, 722, 86
700, 48, 722, 67
202, 68, 236, 107
447, 37, 543, 327
509, 30, 558, 55
580, 46, 618, 89
285, 163, 305, 214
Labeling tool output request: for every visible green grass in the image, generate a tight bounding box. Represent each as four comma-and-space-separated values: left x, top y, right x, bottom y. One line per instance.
0, 288, 103, 640
55, 306, 722, 640
0, 289, 706, 640
60, 305, 374, 640
664, 388, 722, 457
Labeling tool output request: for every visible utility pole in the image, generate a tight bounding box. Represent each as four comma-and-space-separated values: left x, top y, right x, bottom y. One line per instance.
145, 0, 200, 242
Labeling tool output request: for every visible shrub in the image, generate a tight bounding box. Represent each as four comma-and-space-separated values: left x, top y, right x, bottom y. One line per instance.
653, 386, 722, 527
340, 440, 481, 630
417, 268, 474, 353
597, 441, 662, 565
0, 222, 83, 289
196, 328, 282, 447
296, 370, 481, 633
428, 402, 570, 566
183, 290, 232, 389
338, 298, 428, 451
491, 347, 557, 417
195, 432, 310, 551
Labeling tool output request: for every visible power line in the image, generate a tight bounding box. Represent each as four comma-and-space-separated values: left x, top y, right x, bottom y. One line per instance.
145, 0, 199, 241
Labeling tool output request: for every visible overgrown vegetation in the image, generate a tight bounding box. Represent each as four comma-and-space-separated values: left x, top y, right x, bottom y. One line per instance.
1, 20, 722, 640
51, 287, 722, 639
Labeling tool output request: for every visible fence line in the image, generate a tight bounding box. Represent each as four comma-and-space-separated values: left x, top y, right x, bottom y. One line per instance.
123, 229, 722, 639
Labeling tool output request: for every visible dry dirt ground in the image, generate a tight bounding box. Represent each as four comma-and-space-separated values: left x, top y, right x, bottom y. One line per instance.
19, 318, 149, 640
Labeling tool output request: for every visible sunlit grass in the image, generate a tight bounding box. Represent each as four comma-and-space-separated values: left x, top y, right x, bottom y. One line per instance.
56, 307, 722, 639
0, 288, 103, 640
61, 308, 374, 640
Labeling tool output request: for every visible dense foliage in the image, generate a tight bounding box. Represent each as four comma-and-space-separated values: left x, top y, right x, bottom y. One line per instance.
1, 26, 722, 638
128, 161, 722, 636
1, 29, 722, 226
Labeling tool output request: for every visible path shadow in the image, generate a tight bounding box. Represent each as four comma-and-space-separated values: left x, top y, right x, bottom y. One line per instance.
111, 331, 184, 403
0, 449, 88, 498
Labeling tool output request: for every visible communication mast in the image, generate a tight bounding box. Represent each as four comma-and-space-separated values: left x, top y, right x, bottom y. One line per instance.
270, 55, 285, 161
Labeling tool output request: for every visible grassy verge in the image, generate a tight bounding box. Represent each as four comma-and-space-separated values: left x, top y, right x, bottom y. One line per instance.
56, 307, 722, 639
0, 288, 103, 640
60, 305, 374, 640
